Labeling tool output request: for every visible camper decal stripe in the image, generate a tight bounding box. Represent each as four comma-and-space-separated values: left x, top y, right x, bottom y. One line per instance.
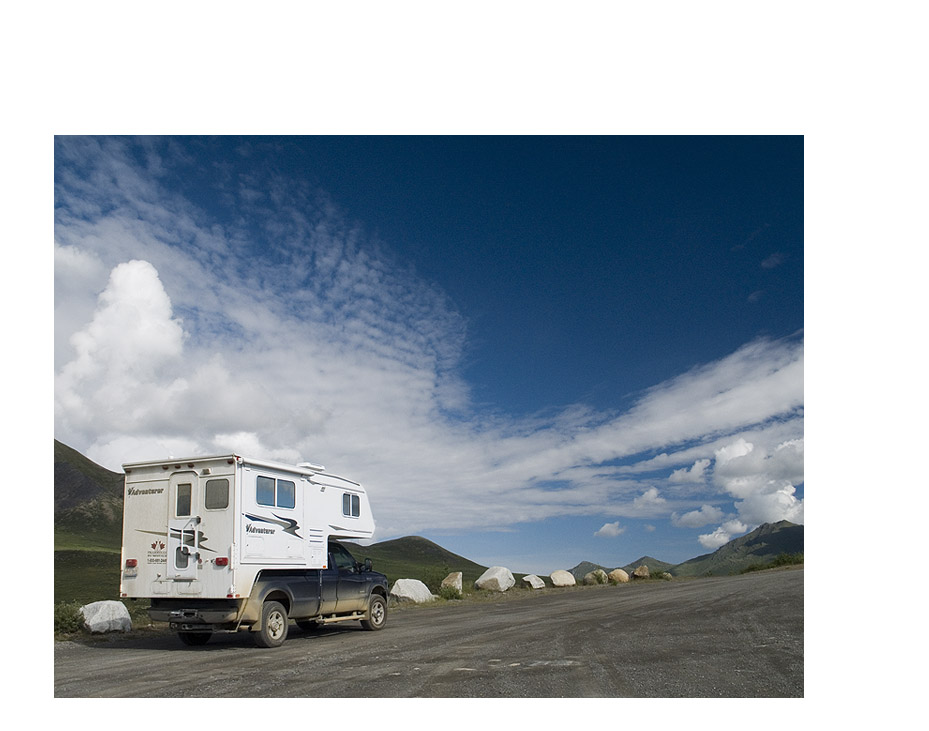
245, 513, 303, 539
168, 528, 216, 553
135, 529, 216, 553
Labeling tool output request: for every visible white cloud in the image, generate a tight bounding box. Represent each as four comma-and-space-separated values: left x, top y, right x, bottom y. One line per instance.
594, 521, 625, 538
698, 519, 749, 549
669, 458, 711, 484
672, 504, 725, 528
632, 487, 667, 514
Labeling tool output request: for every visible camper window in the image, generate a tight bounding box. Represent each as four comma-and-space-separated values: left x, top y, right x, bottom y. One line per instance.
257, 476, 275, 506
278, 479, 295, 509
257, 475, 296, 509
205, 478, 229, 509
342, 492, 361, 518
176, 483, 192, 517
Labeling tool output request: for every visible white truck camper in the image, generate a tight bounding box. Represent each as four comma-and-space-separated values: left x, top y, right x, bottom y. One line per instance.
119, 454, 389, 647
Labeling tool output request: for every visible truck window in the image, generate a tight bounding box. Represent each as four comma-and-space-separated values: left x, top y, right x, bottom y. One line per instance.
176, 483, 192, 517
342, 492, 360, 518
205, 478, 229, 509
330, 543, 356, 571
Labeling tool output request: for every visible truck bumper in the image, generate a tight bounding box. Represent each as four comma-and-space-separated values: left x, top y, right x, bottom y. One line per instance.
149, 599, 245, 627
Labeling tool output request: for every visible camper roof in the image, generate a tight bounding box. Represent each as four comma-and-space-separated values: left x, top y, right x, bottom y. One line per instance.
122, 454, 358, 485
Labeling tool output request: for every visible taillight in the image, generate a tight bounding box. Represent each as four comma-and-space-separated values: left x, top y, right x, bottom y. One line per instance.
125, 559, 138, 568
215, 557, 229, 567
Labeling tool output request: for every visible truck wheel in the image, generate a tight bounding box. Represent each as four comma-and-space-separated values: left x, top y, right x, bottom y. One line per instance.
254, 601, 289, 648
178, 631, 211, 646
361, 594, 387, 631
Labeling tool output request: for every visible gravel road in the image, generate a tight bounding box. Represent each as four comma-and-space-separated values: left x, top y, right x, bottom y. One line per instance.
54, 567, 803, 697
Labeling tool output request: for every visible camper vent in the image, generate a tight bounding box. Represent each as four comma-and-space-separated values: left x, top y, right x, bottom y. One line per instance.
298, 461, 325, 472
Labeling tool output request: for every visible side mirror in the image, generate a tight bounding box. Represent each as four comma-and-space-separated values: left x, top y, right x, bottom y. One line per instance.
364, 558, 373, 572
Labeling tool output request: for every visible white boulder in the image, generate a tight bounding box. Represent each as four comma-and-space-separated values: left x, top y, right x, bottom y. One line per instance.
390, 578, 436, 604
441, 572, 463, 593
475, 566, 515, 592
80, 600, 132, 633
550, 570, 577, 587
608, 568, 630, 584
522, 574, 545, 589
584, 569, 609, 585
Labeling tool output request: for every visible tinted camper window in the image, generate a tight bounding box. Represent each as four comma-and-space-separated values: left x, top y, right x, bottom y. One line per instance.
176, 483, 192, 517
342, 492, 360, 518
257, 476, 296, 509
205, 479, 229, 509
257, 476, 275, 506
277, 479, 295, 509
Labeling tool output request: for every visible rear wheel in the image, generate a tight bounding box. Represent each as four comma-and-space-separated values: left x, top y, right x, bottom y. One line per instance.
254, 601, 289, 648
361, 593, 387, 631
178, 631, 211, 646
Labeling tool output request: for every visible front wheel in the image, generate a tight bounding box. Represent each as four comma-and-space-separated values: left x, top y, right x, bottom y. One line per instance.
254, 601, 289, 648
361, 594, 387, 631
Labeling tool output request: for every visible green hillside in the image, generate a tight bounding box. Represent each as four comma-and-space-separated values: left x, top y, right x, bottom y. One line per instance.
54, 440, 125, 553
671, 521, 804, 577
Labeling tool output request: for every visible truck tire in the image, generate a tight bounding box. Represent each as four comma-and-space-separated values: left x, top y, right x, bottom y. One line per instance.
178, 631, 211, 646
254, 600, 289, 648
361, 593, 387, 631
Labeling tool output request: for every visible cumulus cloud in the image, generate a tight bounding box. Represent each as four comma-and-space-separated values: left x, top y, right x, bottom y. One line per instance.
712, 437, 804, 523
698, 519, 749, 549
632, 487, 667, 514
669, 458, 711, 484
594, 521, 625, 538
672, 505, 725, 528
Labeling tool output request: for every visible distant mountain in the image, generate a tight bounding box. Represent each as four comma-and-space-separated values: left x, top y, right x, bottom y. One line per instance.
54, 440, 125, 551
568, 524, 803, 579
621, 556, 676, 575
671, 521, 804, 577
570, 555, 676, 580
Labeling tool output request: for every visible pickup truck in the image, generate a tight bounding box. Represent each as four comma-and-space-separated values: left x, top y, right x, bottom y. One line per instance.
149, 541, 389, 647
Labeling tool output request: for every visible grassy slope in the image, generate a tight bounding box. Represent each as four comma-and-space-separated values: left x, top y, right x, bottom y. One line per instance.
672, 521, 804, 577
54, 439, 125, 553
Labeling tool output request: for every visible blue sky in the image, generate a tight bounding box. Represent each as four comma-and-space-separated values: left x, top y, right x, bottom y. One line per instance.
54, 135, 803, 574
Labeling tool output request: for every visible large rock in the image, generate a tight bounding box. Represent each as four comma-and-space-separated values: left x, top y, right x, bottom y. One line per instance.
583, 569, 608, 585
522, 574, 545, 590
550, 570, 576, 587
390, 578, 436, 604
608, 568, 630, 584
440, 572, 463, 593
80, 600, 132, 633
475, 566, 515, 592
632, 565, 651, 579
